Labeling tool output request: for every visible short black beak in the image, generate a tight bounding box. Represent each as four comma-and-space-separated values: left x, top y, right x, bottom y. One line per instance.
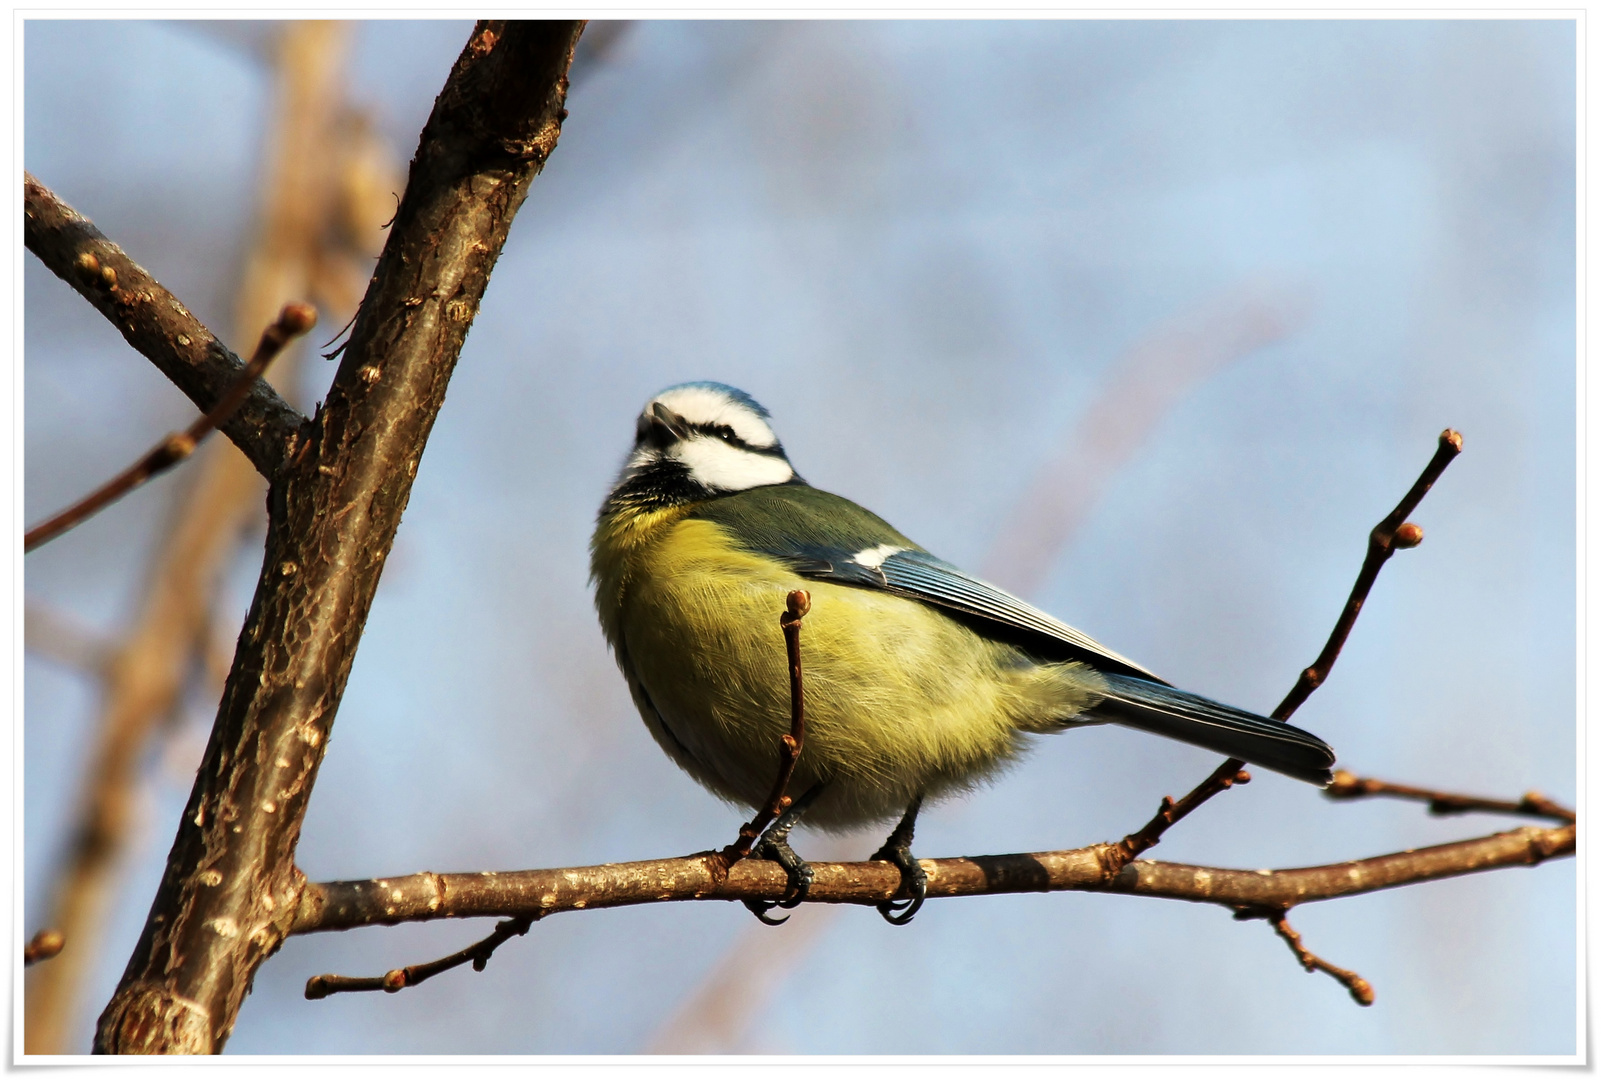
649, 402, 691, 443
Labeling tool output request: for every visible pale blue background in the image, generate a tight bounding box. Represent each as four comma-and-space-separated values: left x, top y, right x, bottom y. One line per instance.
25, 19, 1575, 1055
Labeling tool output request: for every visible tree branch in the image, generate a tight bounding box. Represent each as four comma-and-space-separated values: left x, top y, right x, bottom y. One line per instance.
91, 21, 585, 1054
23, 175, 307, 479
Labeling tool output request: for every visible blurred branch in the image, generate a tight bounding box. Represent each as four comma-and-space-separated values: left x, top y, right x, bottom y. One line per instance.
25, 601, 112, 675
290, 817, 1572, 938
23, 305, 313, 553
92, 20, 585, 1055
25, 23, 358, 1053
23, 175, 306, 479
1108, 429, 1465, 871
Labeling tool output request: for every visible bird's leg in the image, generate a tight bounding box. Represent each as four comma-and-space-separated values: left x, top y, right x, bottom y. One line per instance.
744, 781, 825, 926
871, 794, 928, 925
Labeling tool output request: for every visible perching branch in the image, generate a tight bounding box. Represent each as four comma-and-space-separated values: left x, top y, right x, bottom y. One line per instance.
23, 176, 307, 479
90, 21, 585, 1054
24, 304, 314, 553
1109, 428, 1465, 869
289, 819, 1572, 939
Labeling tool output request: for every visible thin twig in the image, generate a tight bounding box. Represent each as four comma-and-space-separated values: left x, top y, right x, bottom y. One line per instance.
1239, 908, 1374, 1006
24, 303, 316, 553
24, 930, 66, 967
1107, 429, 1465, 871
1325, 770, 1575, 823
721, 590, 811, 867
304, 916, 534, 999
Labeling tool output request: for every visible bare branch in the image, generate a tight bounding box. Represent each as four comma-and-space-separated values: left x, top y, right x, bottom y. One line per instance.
1246, 909, 1375, 1006
304, 916, 534, 1000
1273, 428, 1464, 718
1325, 770, 1575, 823
1109, 429, 1466, 868
22, 175, 306, 478
92, 21, 586, 1055
290, 821, 1572, 938
24, 304, 314, 553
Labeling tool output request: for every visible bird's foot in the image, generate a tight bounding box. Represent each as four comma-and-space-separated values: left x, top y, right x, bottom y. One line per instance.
872, 795, 927, 925
742, 783, 823, 926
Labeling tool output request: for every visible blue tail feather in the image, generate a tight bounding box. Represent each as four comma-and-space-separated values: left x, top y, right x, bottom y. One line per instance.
1090, 674, 1335, 786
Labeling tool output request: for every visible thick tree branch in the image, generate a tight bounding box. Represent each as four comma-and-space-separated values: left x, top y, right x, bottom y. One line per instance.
92, 21, 585, 1054
26, 24, 363, 1053
290, 821, 1571, 938
23, 175, 307, 479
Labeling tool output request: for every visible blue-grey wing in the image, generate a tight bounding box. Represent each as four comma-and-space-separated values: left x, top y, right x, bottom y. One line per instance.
793, 545, 1162, 682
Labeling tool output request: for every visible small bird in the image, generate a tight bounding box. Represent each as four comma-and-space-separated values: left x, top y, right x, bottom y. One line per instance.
591, 382, 1335, 924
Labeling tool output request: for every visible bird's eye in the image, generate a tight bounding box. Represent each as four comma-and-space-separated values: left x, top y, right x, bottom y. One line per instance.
717, 426, 737, 443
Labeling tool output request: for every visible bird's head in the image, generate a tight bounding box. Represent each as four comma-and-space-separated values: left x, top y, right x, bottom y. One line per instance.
605, 382, 799, 509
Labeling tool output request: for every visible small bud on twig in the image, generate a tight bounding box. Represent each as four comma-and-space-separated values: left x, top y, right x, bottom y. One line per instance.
1393, 522, 1424, 549
24, 928, 65, 966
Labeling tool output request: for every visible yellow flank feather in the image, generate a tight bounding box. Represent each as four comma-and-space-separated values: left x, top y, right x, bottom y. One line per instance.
592, 507, 1108, 830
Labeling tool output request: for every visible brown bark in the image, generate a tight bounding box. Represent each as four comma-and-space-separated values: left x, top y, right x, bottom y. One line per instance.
88, 21, 585, 1054
25, 24, 353, 1052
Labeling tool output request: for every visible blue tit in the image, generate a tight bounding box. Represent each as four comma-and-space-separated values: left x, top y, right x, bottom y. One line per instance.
591, 381, 1335, 923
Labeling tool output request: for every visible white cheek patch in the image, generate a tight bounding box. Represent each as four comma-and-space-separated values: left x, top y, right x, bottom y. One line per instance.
654, 386, 778, 448
672, 437, 794, 492
852, 543, 907, 570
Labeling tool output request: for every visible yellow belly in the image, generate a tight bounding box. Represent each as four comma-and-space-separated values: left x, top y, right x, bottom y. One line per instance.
595, 514, 1103, 829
